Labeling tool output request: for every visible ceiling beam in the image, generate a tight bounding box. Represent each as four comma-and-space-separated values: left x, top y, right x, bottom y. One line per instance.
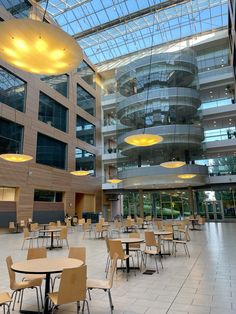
73, 0, 190, 40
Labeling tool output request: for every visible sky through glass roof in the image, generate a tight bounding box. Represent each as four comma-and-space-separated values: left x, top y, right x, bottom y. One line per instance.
39, 0, 228, 64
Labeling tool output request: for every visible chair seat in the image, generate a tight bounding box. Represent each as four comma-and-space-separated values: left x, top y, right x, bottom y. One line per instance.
144, 249, 159, 255
0, 292, 11, 304
87, 278, 110, 290
47, 292, 59, 306
13, 278, 42, 290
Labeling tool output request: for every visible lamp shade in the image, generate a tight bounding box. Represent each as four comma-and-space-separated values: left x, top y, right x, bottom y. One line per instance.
178, 174, 197, 179
124, 134, 163, 147
107, 179, 122, 184
0, 153, 33, 162
160, 161, 186, 168
70, 170, 90, 176
0, 19, 83, 75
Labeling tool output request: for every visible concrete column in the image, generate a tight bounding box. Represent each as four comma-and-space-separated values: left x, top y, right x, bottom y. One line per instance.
188, 186, 195, 215
139, 189, 144, 218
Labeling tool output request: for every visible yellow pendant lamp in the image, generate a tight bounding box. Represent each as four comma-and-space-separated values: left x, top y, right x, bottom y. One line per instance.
107, 178, 123, 184
124, 134, 163, 147
160, 160, 186, 169
70, 170, 90, 176
178, 174, 196, 179
0, 153, 33, 163
0, 19, 83, 75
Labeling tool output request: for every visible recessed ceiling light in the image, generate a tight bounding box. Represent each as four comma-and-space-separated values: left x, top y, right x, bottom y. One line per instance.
213, 121, 216, 123
229, 122, 232, 125
210, 91, 213, 94
229, 118, 232, 121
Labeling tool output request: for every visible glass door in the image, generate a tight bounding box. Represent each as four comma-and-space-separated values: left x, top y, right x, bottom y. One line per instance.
205, 201, 224, 220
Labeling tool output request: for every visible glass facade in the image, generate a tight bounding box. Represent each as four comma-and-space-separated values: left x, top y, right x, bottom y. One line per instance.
200, 98, 233, 110
197, 46, 229, 72
77, 61, 96, 89
36, 133, 67, 170
34, 189, 63, 202
0, 118, 23, 154
196, 156, 236, 176
0, 67, 26, 112
77, 84, 96, 116
204, 127, 236, 142
38, 92, 68, 132
41, 74, 68, 98
75, 147, 96, 176
76, 116, 95, 146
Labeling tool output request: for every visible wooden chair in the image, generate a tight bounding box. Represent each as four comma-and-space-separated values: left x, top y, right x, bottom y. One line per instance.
110, 220, 121, 238
95, 223, 108, 238
87, 253, 118, 313
55, 227, 69, 248
136, 217, 144, 229
52, 247, 86, 290
9, 222, 16, 233
0, 292, 12, 314
177, 219, 190, 240
109, 240, 135, 280
104, 236, 111, 276
196, 217, 205, 229
129, 232, 142, 268
47, 265, 89, 314
83, 222, 92, 239
6, 256, 43, 312
21, 228, 39, 250
156, 220, 163, 230
172, 225, 190, 257
142, 231, 163, 273
161, 224, 173, 253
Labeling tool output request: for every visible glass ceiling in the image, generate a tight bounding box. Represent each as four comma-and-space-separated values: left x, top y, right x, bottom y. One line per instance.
0, 0, 228, 65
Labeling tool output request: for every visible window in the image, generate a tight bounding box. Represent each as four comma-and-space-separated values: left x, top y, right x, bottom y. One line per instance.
77, 60, 96, 89
75, 148, 96, 176
36, 133, 67, 169
77, 84, 96, 116
0, 187, 16, 201
0, 117, 23, 154
0, 67, 26, 112
41, 74, 68, 98
38, 92, 68, 132
34, 190, 63, 202
76, 116, 95, 146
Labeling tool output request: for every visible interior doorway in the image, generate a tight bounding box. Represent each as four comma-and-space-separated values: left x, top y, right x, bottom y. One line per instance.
204, 201, 224, 220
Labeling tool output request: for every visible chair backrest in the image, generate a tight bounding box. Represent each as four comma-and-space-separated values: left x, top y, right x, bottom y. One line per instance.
68, 247, 86, 264
145, 231, 158, 247
57, 221, 61, 227
156, 220, 163, 230
114, 220, 121, 229
59, 227, 67, 240
104, 236, 110, 253
57, 265, 87, 305
9, 222, 15, 229
78, 218, 85, 225
87, 218, 92, 225
23, 227, 30, 238
27, 247, 47, 260
198, 217, 205, 224
108, 253, 118, 288
125, 219, 132, 227
30, 223, 39, 232
163, 224, 172, 232
99, 217, 105, 224
6, 256, 16, 289
83, 222, 90, 231
96, 223, 103, 232
129, 232, 140, 248
109, 240, 125, 259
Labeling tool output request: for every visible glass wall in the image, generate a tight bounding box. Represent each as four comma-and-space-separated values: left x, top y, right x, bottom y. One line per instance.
36, 133, 67, 170
41, 74, 68, 98
197, 46, 229, 72
77, 85, 96, 116
75, 148, 96, 176
34, 190, 63, 202
38, 92, 68, 132
200, 97, 233, 110
0, 67, 26, 112
0, 117, 23, 154
76, 116, 95, 146
77, 61, 96, 89
196, 156, 236, 176
204, 127, 236, 142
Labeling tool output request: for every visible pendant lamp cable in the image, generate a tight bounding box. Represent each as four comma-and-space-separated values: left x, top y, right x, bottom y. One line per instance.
143, 11, 156, 134
42, 0, 49, 22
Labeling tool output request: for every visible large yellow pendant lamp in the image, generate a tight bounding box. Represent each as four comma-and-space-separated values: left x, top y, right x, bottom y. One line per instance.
107, 178, 123, 184
160, 160, 186, 169
0, 7, 83, 75
70, 170, 90, 176
124, 134, 163, 147
178, 174, 196, 179
0, 153, 33, 162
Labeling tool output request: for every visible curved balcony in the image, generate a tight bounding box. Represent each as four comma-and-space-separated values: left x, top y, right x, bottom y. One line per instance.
118, 164, 208, 189
117, 125, 204, 160
117, 87, 201, 127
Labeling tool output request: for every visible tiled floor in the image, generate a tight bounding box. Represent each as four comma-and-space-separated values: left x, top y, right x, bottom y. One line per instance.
1, 222, 236, 314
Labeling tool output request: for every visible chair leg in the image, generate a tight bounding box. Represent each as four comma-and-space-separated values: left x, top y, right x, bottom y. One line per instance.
21, 240, 25, 250
154, 255, 159, 273
159, 253, 163, 269
107, 290, 114, 313
11, 290, 18, 310
87, 289, 91, 300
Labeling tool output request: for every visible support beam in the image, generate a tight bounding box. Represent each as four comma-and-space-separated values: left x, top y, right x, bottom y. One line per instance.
74, 0, 190, 40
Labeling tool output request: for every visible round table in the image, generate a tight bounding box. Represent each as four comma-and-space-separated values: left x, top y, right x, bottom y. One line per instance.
39, 228, 62, 250
12, 257, 83, 314
114, 238, 144, 272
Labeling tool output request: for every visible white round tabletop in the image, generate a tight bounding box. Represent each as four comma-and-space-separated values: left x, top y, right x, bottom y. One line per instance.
154, 231, 173, 236
39, 228, 61, 233
11, 257, 83, 275
115, 238, 144, 243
